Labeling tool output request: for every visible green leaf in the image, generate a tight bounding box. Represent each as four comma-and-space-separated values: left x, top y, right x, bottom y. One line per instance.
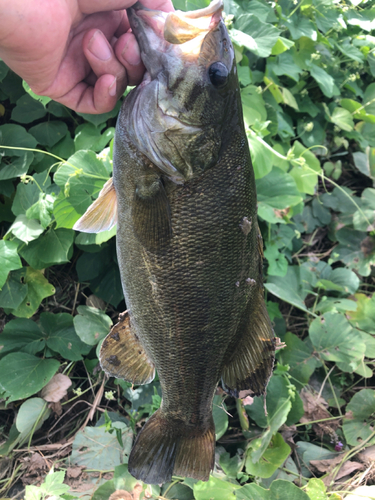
29, 121, 68, 148
308, 64, 340, 98
264, 242, 288, 277
363, 82, 375, 115
22, 81, 51, 106
74, 123, 115, 152
0, 268, 28, 311
70, 424, 133, 469
285, 16, 316, 40
8, 214, 44, 243
19, 228, 74, 269
0, 316, 45, 357
246, 433, 291, 479
352, 149, 375, 180
11, 172, 52, 216
346, 293, 375, 334
333, 227, 375, 277
232, 15, 280, 58
278, 332, 318, 389
330, 107, 354, 131
0, 151, 34, 180
194, 476, 240, 500
11, 94, 47, 124
77, 101, 122, 127
271, 37, 295, 56
42, 470, 69, 497
213, 394, 229, 440
290, 141, 321, 195
306, 478, 329, 500
16, 397, 49, 435
73, 306, 113, 346
248, 135, 273, 179
309, 312, 365, 371
257, 167, 302, 209
11, 267, 55, 318
268, 52, 302, 82
343, 389, 375, 446
341, 99, 375, 124
39, 312, 91, 361
265, 265, 311, 313
26, 193, 55, 229
0, 239, 22, 289
241, 86, 267, 127
0, 123, 37, 156
0, 352, 59, 402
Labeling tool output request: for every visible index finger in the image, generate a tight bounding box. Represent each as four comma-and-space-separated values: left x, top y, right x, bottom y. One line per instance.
79, 0, 174, 15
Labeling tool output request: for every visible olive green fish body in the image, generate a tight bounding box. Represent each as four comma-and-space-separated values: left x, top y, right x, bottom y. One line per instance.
75, 0, 275, 484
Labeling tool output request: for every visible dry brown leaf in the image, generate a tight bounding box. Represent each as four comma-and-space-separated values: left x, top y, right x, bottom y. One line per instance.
311, 456, 363, 486
281, 425, 297, 450
28, 453, 47, 474
86, 294, 106, 310
49, 401, 63, 416
300, 389, 340, 438
67, 466, 84, 479
358, 445, 375, 463
133, 483, 144, 500
41, 374, 72, 403
108, 490, 132, 500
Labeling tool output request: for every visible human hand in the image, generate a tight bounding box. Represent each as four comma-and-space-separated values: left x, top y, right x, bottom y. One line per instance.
0, 0, 174, 114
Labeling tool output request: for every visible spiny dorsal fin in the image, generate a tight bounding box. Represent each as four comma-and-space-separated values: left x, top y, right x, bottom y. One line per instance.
73, 177, 117, 233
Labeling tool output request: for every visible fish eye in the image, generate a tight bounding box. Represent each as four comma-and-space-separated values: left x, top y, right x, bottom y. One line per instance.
208, 62, 229, 88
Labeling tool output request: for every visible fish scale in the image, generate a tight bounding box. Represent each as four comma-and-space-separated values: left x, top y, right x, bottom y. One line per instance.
74, 0, 275, 484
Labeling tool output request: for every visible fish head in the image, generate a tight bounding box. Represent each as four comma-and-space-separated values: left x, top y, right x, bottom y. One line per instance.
124, 0, 239, 183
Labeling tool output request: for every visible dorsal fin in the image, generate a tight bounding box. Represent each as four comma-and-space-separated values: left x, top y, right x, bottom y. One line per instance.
73, 178, 117, 233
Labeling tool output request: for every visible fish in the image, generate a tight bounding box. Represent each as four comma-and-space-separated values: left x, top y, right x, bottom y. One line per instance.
74, 0, 275, 485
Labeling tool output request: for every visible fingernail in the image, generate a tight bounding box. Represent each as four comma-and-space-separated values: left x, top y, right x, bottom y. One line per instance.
89, 31, 112, 61
109, 77, 117, 97
122, 39, 141, 66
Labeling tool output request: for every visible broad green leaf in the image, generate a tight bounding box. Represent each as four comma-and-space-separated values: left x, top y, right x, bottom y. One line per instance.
341, 99, 375, 123
11, 267, 55, 318
306, 478, 329, 500
346, 293, 375, 334
271, 37, 295, 56
8, 214, 44, 243
41, 470, 69, 497
256, 167, 302, 209
29, 121, 68, 148
246, 433, 291, 478
308, 64, 340, 98
22, 81, 51, 106
265, 265, 312, 313
295, 442, 337, 479
330, 107, 354, 131
270, 480, 310, 500
74, 123, 115, 152
343, 389, 375, 446
0, 352, 59, 402
278, 332, 318, 389
268, 52, 301, 82
241, 86, 267, 127
0, 268, 28, 310
19, 228, 74, 269
53, 191, 82, 229
363, 82, 375, 115
194, 476, 240, 500
290, 141, 321, 195
285, 16, 316, 40
235, 483, 273, 500
264, 242, 288, 277
352, 148, 375, 180
0, 123, 37, 155
213, 395, 229, 440
39, 312, 91, 361
333, 227, 375, 277
26, 193, 55, 229
16, 397, 49, 435
232, 15, 280, 58
0, 239, 22, 289
70, 425, 133, 470
0, 316, 45, 356
219, 451, 243, 479
73, 306, 112, 346
0, 151, 34, 179
11, 171, 52, 216
11, 94, 47, 124
309, 312, 365, 371
248, 135, 273, 179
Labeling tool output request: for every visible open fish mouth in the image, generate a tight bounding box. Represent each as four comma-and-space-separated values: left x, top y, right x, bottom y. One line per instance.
127, 0, 224, 64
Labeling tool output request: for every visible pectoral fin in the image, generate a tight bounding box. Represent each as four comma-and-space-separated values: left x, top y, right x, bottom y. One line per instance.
100, 312, 155, 385
221, 287, 275, 397
73, 178, 117, 233
132, 177, 172, 253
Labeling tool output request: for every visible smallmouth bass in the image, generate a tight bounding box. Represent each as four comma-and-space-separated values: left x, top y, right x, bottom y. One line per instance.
75, 0, 275, 485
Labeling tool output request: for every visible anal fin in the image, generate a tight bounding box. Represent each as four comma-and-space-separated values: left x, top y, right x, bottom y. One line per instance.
132, 176, 172, 253
222, 287, 275, 397
99, 312, 155, 385
73, 178, 117, 233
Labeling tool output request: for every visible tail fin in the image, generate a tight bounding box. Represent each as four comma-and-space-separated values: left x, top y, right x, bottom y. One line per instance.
128, 409, 215, 484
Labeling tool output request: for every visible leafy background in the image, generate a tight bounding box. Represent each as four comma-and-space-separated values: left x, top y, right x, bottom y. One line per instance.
1, 0, 375, 498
